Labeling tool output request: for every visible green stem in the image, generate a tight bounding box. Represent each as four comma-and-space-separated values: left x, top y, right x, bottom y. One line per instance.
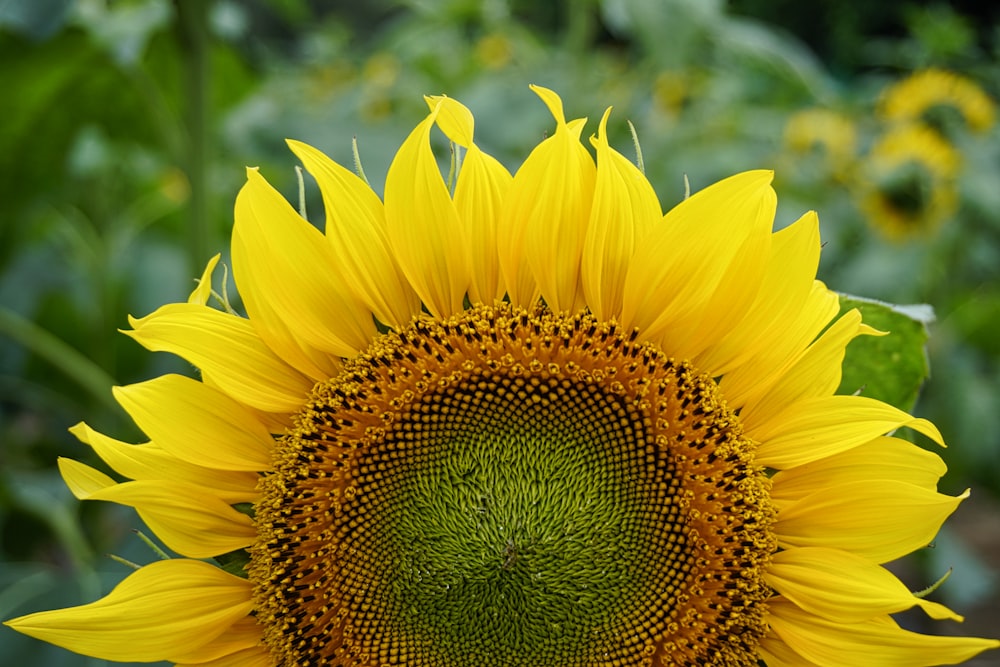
0, 306, 117, 410
175, 0, 212, 276
564, 0, 596, 57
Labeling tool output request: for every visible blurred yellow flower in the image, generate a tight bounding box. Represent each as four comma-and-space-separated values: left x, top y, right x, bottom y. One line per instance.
360, 52, 401, 120
475, 32, 513, 70
859, 123, 961, 241
652, 70, 691, 117
783, 107, 858, 177
878, 68, 996, 135
6, 87, 998, 667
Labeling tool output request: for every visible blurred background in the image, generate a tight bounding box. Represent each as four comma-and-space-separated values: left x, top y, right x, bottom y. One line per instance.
1, 0, 998, 665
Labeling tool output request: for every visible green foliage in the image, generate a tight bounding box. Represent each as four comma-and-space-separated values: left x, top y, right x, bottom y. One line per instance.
837, 295, 931, 413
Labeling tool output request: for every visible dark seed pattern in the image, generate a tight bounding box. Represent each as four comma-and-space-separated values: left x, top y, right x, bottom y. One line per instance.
250, 304, 775, 666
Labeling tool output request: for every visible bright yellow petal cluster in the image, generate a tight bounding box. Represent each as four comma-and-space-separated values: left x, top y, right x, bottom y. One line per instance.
859, 123, 961, 240
5, 86, 998, 667
879, 67, 996, 133
783, 107, 858, 172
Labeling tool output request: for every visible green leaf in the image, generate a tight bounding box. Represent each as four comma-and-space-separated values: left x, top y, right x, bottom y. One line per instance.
215, 548, 252, 579
837, 294, 932, 413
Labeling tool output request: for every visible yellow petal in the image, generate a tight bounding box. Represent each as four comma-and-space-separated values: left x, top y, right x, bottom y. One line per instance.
454, 144, 513, 305
759, 630, 823, 667
771, 436, 947, 502
582, 107, 661, 321
168, 615, 264, 664
69, 422, 259, 504
768, 598, 1000, 667
58, 455, 115, 495
188, 253, 221, 305
125, 303, 313, 414
113, 374, 272, 471
503, 84, 595, 313
175, 645, 272, 667
287, 139, 420, 329
58, 459, 255, 559
749, 394, 944, 470
234, 168, 376, 361
3, 559, 253, 662
718, 279, 840, 410
774, 479, 967, 563
745, 308, 882, 424
694, 211, 823, 382
767, 547, 961, 623
427, 96, 514, 305
623, 170, 776, 359
384, 104, 469, 318
426, 94, 474, 146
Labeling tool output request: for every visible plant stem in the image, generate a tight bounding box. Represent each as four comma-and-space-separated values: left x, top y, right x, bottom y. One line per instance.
174, 0, 211, 276
0, 306, 117, 410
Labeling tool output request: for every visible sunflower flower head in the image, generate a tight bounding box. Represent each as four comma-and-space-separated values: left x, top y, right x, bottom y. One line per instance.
878, 68, 997, 138
858, 123, 961, 241
6, 86, 999, 667
781, 107, 858, 183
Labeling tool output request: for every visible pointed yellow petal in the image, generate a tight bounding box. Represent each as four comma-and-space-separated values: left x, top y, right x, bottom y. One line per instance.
58, 455, 115, 496
503, 85, 595, 313
771, 436, 947, 502
623, 170, 776, 359
759, 631, 823, 667
694, 211, 822, 378
747, 308, 881, 422
582, 107, 661, 321
453, 145, 513, 305
768, 598, 1000, 667
425, 94, 474, 146
384, 106, 469, 318
175, 645, 272, 667
168, 615, 263, 664
125, 303, 313, 414
188, 254, 221, 305
58, 459, 255, 559
427, 96, 514, 305
234, 168, 376, 361
767, 547, 962, 623
749, 394, 944, 470
774, 480, 967, 563
287, 139, 420, 329
113, 374, 272, 471
69, 422, 259, 504
3, 559, 253, 662
718, 279, 840, 410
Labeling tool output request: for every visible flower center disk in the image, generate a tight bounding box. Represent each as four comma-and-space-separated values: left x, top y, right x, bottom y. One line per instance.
251, 304, 775, 667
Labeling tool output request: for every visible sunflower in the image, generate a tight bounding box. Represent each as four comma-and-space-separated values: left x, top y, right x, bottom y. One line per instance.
858, 123, 961, 241
6, 86, 999, 666
783, 108, 857, 169
781, 108, 858, 185
878, 68, 996, 137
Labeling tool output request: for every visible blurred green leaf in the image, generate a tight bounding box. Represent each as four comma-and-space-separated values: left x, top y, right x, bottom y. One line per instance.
0, 0, 74, 40
837, 294, 932, 413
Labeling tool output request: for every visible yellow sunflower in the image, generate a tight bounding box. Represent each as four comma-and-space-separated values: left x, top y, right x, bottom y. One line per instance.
781, 107, 858, 185
859, 123, 961, 241
783, 108, 857, 169
878, 68, 996, 136
6, 86, 999, 666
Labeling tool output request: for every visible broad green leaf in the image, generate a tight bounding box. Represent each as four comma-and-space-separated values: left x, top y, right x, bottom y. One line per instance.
837, 294, 932, 413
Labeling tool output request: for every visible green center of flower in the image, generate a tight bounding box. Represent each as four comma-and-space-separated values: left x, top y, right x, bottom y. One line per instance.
250, 304, 775, 667
360, 374, 672, 664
